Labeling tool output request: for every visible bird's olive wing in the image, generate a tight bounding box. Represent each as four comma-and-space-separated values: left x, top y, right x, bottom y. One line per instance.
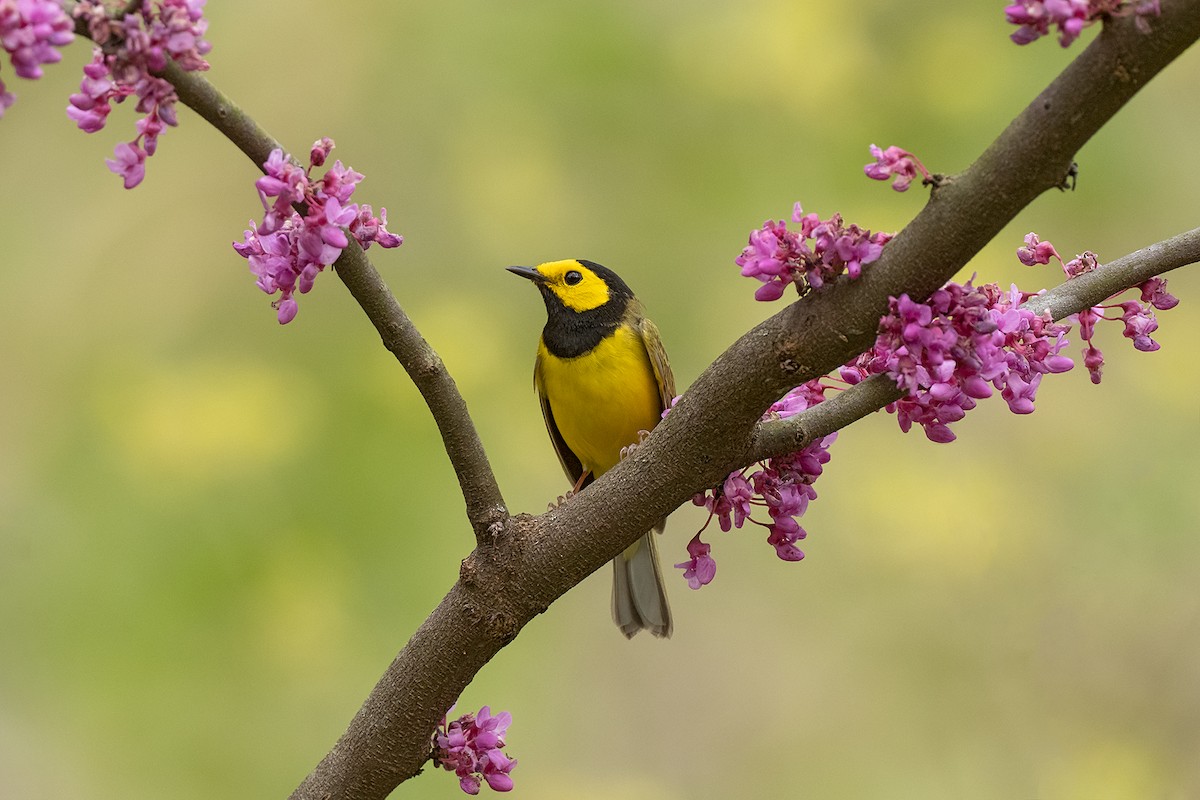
637, 315, 677, 413
533, 356, 587, 486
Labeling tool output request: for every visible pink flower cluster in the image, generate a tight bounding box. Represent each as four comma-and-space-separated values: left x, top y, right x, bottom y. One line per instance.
0, 0, 74, 118
849, 280, 1075, 442
721, 189, 1182, 578
233, 139, 403, 324
1004, 0, 1161, 47
680, 382, 837, 587
68, 0, 211, 188
1016, 232, 1178, 383
864, 144, 931, 192
737, 202, 892, 301
432, 706, 517, 795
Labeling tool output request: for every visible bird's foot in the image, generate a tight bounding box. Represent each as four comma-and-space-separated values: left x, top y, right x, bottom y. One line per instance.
547, 490, 577, 512
619, 430, 653, 461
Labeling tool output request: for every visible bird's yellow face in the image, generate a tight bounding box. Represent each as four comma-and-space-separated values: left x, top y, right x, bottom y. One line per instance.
529, 259, 611, 313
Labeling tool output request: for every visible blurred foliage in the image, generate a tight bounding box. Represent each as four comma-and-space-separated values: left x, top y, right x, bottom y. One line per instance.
2, 1, 1198, 798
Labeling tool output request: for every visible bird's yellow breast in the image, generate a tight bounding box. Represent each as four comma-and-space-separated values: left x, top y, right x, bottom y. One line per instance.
537, 324, 662, 477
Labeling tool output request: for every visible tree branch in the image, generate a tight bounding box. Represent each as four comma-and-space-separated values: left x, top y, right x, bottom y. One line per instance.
747, 226, 1200, 464
158, 61, 509, 537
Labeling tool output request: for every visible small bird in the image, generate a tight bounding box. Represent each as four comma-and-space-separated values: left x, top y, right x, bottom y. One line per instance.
508, 259, 675, 638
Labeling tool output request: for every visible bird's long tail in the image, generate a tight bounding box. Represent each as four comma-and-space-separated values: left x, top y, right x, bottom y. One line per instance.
611, 528, 672, 638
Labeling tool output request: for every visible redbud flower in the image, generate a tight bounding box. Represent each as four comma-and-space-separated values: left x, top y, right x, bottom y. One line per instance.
864, 144, 931, 192
105, 140, 147, 189
432, 705, 517, 795
309, 135, 334, 167
717, 220, 1181, 582
1022, 231, 1180, 379
1005, 0, 1161, 47
1082, 342, 1104, 384
683, 380, 838, 582
1017, 233, 1178, 382
1016, 232, 1059, 266
1117, 301, 1161, 352
1062, 250, 1099, 278
859, 278, 1077, 441
1138, 276, 1179, 310
0, 0, 74, 117
675, 534, 717, 590
233, 141, 403, 323
68, 0, 212, 187
766, 517, 806, 562
736, 202, 891, 301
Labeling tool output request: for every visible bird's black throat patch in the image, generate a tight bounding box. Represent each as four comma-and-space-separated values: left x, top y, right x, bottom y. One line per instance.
539, 288, 630, 359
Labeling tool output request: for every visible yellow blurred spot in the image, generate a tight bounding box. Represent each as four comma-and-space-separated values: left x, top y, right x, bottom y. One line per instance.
450, 121, 568, 244
418, 295, 507, 392
251, 543, 351, 673
529, 772, 681, 800
860, 462, 1019, 577
913, 17, 1012, 119
96, 359, 317, 485
665, 1, 870, 109
1039, 738, 1168, 800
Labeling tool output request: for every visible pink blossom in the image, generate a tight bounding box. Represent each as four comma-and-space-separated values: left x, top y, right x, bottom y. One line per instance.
736, 203, 891, 301
1062, 250, 1098, 278
1117, 301, 1160, 352
233, 142, 403, 323
433, 706, 517, 795
674, 534, 717, 590
1016, 232, 1060, 266
721, 472, 753, 530
859, 279, 1078, 441
0, 0, 74, 116
105, 140, 147, 189
864, 144, 931, 192
67, 0, 211, 187
1138, 276, 1179, 310
861, 234, 1180, 441
1074, 306, 1105, 384
309, 135, 334, 168
349, 204, 405, 250
1082, 342, 1104, 384
322, 159, 365, 203
714, 220, 1180, 582
1005, 0, 1161, 47
685, 378, 838, 579
1022, 234, 1178, 375
0, 0, 74, 79
766, 517, 806, 562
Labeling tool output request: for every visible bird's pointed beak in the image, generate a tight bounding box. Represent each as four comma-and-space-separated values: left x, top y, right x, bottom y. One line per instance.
507, 265, 543, 282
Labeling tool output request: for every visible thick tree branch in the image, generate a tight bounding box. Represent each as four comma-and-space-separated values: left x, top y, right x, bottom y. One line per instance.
284, 6, 1200, 798
748, 226, 1200, 463
156, 61, 508, 537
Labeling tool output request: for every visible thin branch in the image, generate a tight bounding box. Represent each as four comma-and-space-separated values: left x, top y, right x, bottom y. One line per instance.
156, 61, 509, 537
750, 374, 904, 463
748, 226, 1200, 463
1022, 227, 1200, 318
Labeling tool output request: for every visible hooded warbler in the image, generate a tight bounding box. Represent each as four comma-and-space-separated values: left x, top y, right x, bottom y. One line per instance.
508, 259, 674, 638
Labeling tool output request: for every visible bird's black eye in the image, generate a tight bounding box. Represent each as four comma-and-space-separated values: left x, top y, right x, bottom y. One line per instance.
564, 270, 583, 286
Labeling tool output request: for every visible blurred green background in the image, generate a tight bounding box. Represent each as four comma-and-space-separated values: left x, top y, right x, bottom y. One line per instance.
3, 2, 1199, 798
